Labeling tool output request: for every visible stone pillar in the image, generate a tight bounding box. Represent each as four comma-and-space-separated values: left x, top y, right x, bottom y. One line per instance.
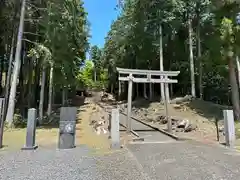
111, 109, 120, 149
22, 108, 38, 150
58, 107, 77, 149
223, 110, 235, 148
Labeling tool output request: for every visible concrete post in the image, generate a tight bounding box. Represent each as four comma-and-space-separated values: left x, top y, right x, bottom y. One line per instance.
111, 109, 120, 149
22, 108, 38, 150
223, 110, 235, 148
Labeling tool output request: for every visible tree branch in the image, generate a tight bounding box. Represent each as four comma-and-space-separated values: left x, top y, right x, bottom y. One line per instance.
23, 32, 42, 37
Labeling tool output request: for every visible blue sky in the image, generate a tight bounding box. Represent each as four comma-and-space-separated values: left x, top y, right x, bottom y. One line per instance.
83, 0, 119, 48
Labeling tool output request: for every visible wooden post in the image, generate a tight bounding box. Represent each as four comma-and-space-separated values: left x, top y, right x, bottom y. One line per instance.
127, 74, 133, 133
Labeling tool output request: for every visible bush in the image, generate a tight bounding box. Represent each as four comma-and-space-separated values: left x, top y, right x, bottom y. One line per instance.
12, 113, 27, 128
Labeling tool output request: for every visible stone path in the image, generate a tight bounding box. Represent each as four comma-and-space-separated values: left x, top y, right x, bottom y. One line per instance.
119, 113, 174, 143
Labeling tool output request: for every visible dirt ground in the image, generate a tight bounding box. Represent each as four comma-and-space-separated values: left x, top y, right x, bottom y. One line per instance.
118, 97, 240, 146
75, 99, 112, 155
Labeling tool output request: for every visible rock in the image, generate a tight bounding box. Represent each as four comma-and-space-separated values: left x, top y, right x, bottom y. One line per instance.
170, 95, 193, 104
177, 119, 189, 128
184, 123, 197, 132
160, 117, 168, 124
90, 120, 96, 126
155, 115, 162, 121
218, 126, 224, 132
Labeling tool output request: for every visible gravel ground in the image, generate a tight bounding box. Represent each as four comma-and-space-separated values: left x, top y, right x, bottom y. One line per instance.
128, 141, 240, 180
1, 139, 240, 180
0, 146, 146, 180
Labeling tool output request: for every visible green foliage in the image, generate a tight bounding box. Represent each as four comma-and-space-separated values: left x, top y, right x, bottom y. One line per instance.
0, 0, 90, 126
12, 112, 26, 128
98, 69, 108, 89
77, 60, 94, 88
90, 45, 102, 69
102, 0, 240, 104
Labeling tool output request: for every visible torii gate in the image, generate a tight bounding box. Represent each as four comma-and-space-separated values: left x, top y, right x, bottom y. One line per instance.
117, 67, 180, 133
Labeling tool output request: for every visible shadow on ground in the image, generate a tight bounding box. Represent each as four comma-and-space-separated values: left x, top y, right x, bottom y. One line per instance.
185, 99, 230, 121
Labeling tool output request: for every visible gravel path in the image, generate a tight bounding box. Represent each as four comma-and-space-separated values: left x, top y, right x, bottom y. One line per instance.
1, 138, 240, 179
128, 141, 240, 180
0, 146, 146, 180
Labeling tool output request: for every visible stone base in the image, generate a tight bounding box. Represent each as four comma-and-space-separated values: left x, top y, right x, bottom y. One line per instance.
58, 145, 76, 150
21, 145, 38, 150
111, 143, 121, 149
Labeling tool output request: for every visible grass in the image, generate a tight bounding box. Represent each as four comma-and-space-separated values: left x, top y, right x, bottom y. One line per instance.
2, 127, 59, 151
232, 122, 240, 151
235, 122, 240, 139
1, 102, 113, 155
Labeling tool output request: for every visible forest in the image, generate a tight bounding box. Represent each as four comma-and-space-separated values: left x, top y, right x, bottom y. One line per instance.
1, 0, 240, 134
0, 0, 89, 130
102, 0, 240, 121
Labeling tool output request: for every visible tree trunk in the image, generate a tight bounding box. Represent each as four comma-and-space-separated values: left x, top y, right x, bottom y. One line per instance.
19, 51, 25, 117
111, 83, 113, 94
159, 24, 165, 101
0, 50, 4, 95
27, 57, 34, 108
33, 59, 41, 108
94, 69, 96, 82
236, 56, 240, 87
136, 83, 139, 98
3, 34, 15, 120
197, 10, 203, 99
5, 0, 26, 125
118, 80, 121, 100
47, 64, 53, 116
144, 83, 147, 99
188, 18, 196, 98
62, 87, 66, 106
149, 83, 152, 101
39, 67, 46, 124
228, 56, 240, 120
